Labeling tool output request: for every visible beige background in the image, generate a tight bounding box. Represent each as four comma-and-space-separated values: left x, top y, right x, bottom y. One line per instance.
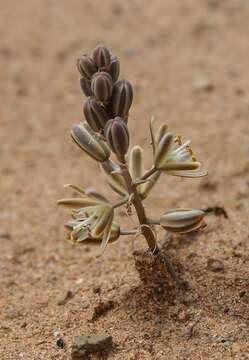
0, 0, 249, 358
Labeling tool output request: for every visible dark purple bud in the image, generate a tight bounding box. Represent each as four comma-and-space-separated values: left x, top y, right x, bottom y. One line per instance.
111, 80, 133, 120
104, 117, 130, 161
77, 55, 97, 80
92, 45, 111, 69
108, 56, 120, 82
83, 98, 110, 132
80, 77, 92, 97
91, 72, 113, 102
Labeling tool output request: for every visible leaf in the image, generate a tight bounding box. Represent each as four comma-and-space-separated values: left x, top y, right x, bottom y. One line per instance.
149, 116, 156, 155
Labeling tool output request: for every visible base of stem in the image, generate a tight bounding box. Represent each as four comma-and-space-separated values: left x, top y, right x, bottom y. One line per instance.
133, 249, 189, 293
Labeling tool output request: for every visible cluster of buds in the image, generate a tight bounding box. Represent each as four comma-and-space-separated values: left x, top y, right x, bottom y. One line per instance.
77, 45, 133, 142
58, 44, 208, 263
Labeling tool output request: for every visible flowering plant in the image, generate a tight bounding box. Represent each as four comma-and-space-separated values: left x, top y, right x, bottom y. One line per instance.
58, 45, 207, 287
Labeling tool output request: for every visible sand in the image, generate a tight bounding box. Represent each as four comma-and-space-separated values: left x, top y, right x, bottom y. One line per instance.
0, 0, 249, 359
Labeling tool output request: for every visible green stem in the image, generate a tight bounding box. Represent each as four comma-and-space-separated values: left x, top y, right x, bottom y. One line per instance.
112, 196, 129, 209
140, 167, 157, 181
120, 229, 138, 235
147, 218, 160, 225
132, 167, 157, 186
119, 163, 158, 252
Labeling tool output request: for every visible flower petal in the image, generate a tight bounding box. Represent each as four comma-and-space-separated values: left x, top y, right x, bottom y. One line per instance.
160, 161, 201, 171
154, 133, 174, 168
57, 197, 100, 208
149, 117, 156, 155
166, 169, 208, 178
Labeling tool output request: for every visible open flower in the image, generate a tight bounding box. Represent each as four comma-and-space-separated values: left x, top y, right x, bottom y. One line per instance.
160, 208, 206, 233
150, 118, 207, 178
57, 185, 118, 254
64, 220, 120, 244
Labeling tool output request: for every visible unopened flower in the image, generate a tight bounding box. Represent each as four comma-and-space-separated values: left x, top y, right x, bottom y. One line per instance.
77, 55, 97, 80
80, 77, 92, 97
151, 119, 207, 178
92, 45, 111, 69
108, 56, 120, 82
83, 98, 110, 132
71, 123, 110, 162
91, 72, 113, 102
111, 79, 133, 120
129, 145, 160, 199
160, 209, 206, 233
105, 117, 130, 161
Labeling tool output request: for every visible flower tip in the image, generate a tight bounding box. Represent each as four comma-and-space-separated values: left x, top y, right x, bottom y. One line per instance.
150, 115, 155, 123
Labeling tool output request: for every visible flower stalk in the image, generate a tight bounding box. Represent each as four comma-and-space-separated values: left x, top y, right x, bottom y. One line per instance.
119, 162, 158, 252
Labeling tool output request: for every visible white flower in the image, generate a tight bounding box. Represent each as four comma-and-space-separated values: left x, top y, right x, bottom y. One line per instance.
57, 184, 119, 255
150, 118, 207, 178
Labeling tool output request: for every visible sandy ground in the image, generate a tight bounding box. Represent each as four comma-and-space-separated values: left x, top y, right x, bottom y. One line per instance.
1, 0, 249, 359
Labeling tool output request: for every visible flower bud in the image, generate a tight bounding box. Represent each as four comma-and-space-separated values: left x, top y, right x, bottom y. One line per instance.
160, 209, 205, 234
83, 98, 110, 132
92, 45, 111, 68
91, 72, 113, 102
80, 77, 92, 97
71, 123, 110, 162
77, 55, 97, 80
108, 56, 120, 82
111, 80, 133, 120
104, 117, 129, 161
129, 146, 144, 180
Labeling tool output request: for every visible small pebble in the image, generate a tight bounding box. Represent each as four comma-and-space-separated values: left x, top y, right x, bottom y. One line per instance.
56, 338, 65, 349
178, 310, 190, 322
193, 78, 214, 92
80, 299, 90, 309
57, 290, 74, 305
207, 258, 224, 272
92, 286, 101, 295
71, 333, 113, 359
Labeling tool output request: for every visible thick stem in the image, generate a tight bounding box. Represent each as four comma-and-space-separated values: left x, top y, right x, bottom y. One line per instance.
119, 163, 158, 252
119, 161, 185, 289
